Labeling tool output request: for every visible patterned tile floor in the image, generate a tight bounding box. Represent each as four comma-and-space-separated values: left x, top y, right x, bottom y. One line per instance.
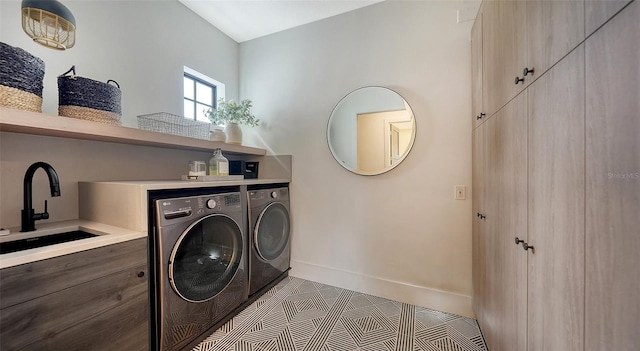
193, 276, 487, 351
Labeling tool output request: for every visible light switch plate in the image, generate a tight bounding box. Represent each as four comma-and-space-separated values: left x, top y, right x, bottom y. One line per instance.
455, 185, 466, 200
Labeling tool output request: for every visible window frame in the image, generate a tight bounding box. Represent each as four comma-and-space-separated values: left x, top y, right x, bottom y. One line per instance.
183, 66, 225, 122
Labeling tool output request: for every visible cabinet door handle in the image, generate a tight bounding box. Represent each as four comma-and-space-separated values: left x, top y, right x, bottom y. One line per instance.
137, 271, 145, 278
515, 237, 534, 251
515, 76, 525, 85
523, 67, 534, 76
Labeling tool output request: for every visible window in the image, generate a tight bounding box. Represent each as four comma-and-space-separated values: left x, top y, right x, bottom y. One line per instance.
183, 66, 225, 122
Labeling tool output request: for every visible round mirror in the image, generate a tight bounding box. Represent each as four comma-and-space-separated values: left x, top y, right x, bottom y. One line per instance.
327, 87, 416, 175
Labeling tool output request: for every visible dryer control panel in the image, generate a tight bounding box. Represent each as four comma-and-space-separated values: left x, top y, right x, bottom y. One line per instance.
248, 188, 289, 207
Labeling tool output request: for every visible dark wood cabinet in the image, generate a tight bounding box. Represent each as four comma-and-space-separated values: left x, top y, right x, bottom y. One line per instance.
0, 238, 149, 351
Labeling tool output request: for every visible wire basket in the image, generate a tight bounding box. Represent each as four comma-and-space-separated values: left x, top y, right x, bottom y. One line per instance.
137, 112, 210, 139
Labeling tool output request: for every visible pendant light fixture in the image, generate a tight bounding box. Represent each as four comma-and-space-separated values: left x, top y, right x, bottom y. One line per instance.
21, 0, 76, 50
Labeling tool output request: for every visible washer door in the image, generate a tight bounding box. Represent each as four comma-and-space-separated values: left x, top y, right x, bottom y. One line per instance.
169, 214, 242, 302
254, 202, 290, 261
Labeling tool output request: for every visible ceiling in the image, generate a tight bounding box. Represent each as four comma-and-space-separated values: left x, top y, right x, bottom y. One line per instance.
178, 0, 385, 43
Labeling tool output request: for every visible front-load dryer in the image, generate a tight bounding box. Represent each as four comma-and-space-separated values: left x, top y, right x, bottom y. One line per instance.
248, 186, 291, 296
154, 191, 247, 351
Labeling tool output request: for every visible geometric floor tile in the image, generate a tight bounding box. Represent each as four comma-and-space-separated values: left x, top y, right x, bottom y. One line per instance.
193, 277, 488, 351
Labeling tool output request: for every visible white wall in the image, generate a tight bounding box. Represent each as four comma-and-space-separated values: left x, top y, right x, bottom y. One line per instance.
0, 0, 239, 127
239, 1, 475, 316
0, 0, 240, 226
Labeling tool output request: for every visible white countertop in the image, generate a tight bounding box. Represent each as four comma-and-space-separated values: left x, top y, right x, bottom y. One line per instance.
0, 219, 146, 269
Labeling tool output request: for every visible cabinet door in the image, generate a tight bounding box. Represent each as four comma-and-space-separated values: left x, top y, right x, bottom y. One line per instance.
0, 237, 147, 309
498, 0, 527, 102
585, 2, 640, 350
526, 0, 585, 81
472, 124, 486, 318
527, 45, 585, 351
481, 93, 528, 351
481, 0, 501, 118
482, 0, 527, 118
480, 113, 500, 350
585, 0, 633, 36
471, 9, 484, 128
0, 265, 149, 351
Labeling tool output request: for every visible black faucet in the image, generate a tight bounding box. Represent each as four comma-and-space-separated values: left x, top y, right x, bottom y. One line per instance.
21, 162, 61, 232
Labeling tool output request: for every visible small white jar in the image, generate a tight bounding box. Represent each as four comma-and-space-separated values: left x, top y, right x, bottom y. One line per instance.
210, 127, 226, 142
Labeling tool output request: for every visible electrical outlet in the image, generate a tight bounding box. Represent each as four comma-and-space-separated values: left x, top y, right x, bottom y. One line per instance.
455, 185, 466, 200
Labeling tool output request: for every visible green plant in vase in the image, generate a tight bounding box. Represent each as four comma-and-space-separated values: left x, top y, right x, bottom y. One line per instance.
205, 99, 259, 144
206, 99, 260, 127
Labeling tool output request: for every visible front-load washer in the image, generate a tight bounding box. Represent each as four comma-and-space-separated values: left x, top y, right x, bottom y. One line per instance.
248, 186, 291, 296
154, 191, 247, 351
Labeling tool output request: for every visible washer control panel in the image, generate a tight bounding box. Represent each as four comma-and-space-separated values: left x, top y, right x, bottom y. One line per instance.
158, 192, 241, 223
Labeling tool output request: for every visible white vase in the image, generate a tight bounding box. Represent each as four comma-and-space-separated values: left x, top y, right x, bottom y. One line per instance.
225, 123, 242, 144
209, 127, 226, 142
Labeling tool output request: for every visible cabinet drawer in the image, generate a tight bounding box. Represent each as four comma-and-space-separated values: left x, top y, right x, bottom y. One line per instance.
0, 238, 147, 309
0, 264, 149, 351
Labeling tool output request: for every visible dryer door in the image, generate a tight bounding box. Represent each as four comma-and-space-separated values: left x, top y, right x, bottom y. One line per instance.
169, 214, 242, 302
254, 202, 290, 261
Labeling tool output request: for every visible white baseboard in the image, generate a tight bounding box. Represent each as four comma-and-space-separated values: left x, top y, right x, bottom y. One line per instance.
290, 259, 475, 319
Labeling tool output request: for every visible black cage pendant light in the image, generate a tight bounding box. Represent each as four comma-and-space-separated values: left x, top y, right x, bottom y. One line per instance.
21, 0, 76, 50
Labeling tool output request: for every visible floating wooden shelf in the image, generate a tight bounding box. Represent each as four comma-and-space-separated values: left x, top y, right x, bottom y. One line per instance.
0, 107, 266, 156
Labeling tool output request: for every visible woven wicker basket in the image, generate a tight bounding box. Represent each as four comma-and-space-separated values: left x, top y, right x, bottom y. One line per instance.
0, 42, 45, 112
58, 66, 122, 125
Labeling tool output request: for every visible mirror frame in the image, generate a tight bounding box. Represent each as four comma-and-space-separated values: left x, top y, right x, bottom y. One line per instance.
327, 86, 417, 176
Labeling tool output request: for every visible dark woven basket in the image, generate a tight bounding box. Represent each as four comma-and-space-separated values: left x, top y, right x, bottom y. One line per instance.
0, 42, 45, 96
58, 66, 122, 124
58, 66, 121, 114
0, 42, 45, 112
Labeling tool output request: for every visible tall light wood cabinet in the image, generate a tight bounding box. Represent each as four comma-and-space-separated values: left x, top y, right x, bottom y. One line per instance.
472, 1, 638, 350
490, 93, 528, 351
471, 125, 486, 318
527, 45, 585, 351
585, 1, 640, 350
